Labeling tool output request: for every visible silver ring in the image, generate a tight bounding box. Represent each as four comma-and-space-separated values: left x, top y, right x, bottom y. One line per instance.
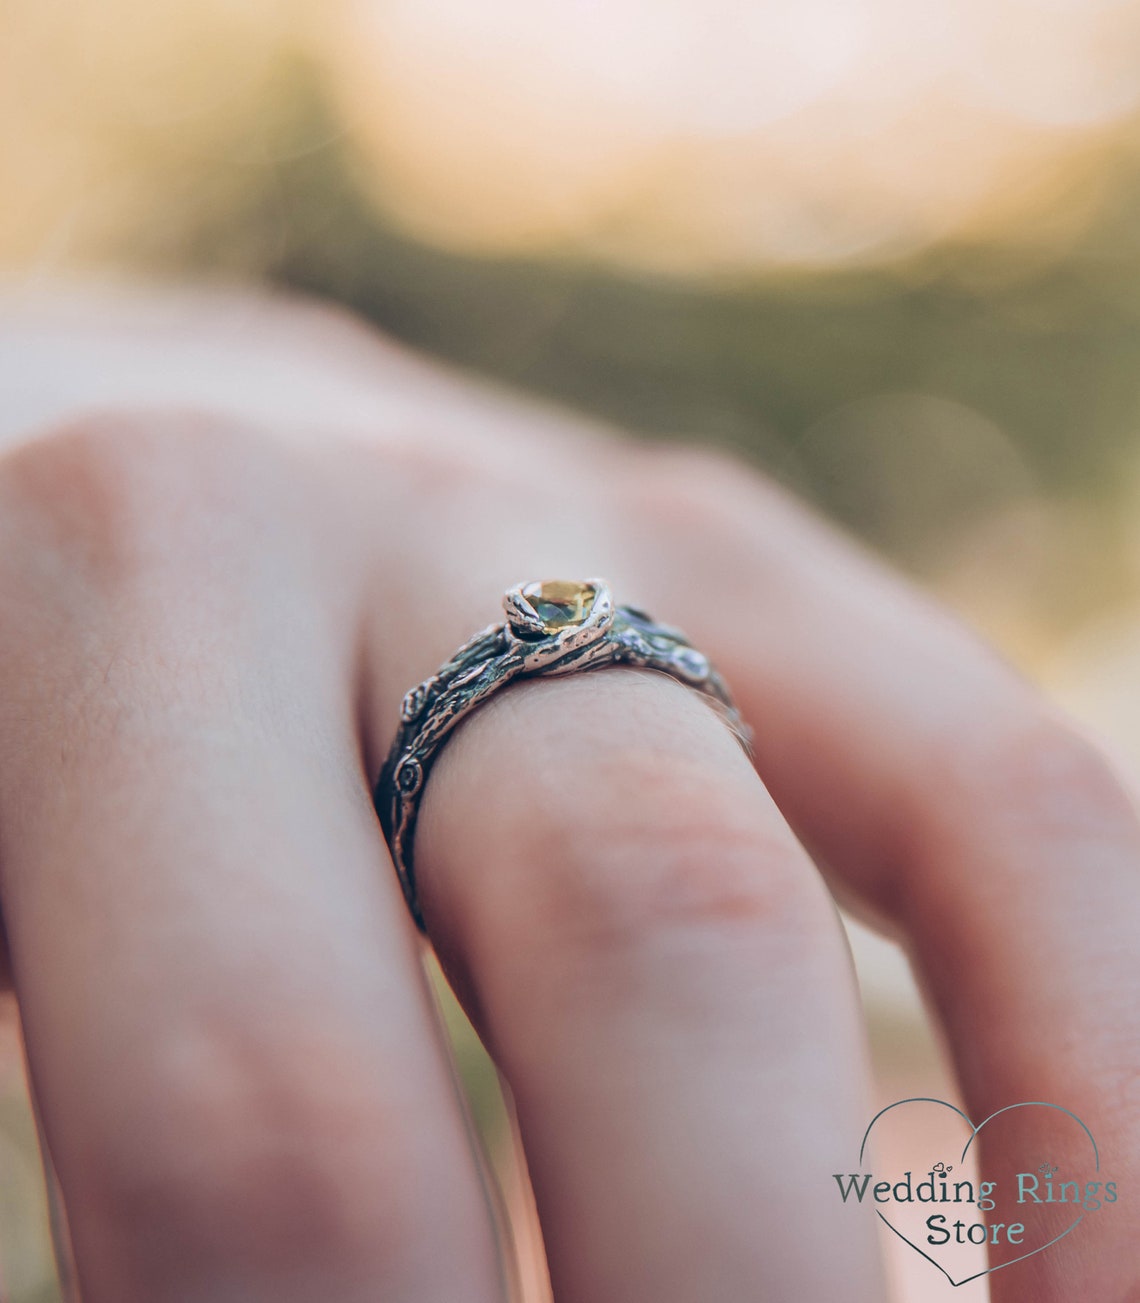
374, 579, 752, 930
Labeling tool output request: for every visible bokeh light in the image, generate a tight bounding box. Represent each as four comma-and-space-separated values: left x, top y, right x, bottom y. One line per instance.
4, 2, 1140, 1299
322, 0, 1140, 266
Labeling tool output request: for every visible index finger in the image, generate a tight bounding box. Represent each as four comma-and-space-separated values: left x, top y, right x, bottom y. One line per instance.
626, 451, 1140, 1299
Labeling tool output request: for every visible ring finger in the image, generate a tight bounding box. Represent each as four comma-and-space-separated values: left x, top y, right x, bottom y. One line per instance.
389, 655, 888, 1300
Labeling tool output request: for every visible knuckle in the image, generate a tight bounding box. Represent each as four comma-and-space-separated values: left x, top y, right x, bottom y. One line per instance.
368, 429, 497, 509
0, 407, 277, 585
521, 748, 829, 953
83, 1012, 439, 1277
963, 710, 1138, 844
0, 408, 346, 775
616, 442, 792, 589
625, 442, 759, 527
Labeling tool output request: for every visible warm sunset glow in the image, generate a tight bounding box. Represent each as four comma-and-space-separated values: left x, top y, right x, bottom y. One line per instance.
3, 10, 1139, 1300
4, 0, 1140, 271
322, 0, 1140, 266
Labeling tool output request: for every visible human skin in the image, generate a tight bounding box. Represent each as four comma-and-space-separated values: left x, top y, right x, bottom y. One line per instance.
0, 287, 1136, 1301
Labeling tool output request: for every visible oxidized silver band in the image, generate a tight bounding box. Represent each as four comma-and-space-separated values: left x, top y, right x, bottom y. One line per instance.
374, 579, 751, 930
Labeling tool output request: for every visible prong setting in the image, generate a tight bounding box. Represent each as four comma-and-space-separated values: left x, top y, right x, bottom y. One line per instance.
375, 577, 749, 931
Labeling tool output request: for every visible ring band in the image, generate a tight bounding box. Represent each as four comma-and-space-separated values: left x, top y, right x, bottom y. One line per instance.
373, 579, 752, 930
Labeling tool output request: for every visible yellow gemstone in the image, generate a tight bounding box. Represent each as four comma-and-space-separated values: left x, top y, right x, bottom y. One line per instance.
525, 580, 596, 632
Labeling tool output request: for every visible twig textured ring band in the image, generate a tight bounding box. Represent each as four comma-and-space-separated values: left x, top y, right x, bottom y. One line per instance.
373, 579, 753, 930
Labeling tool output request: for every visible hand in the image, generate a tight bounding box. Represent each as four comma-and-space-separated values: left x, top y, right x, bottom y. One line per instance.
0, 289, 1136, 1301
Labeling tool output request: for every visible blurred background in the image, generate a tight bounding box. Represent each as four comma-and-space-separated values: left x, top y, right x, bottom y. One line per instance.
5, 0, 1140, 1298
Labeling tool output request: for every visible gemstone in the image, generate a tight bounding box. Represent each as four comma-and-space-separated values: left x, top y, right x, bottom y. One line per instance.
524, 580, 596, 633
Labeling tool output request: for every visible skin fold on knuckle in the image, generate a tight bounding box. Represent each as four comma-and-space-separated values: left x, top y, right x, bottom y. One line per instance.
617, 439, 793, 559
67, 1009, 449, 1294
0, 409, 359, 793
898, 705, 1140, 1098
965, 709, 1140, 845
423, 676, 836, 972
907, 704, 1140, 929
523, 749, 825, 953
0, 407, 312, 593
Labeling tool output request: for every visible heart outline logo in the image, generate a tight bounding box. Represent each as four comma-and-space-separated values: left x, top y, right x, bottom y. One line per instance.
859, 1097, 1099, 1287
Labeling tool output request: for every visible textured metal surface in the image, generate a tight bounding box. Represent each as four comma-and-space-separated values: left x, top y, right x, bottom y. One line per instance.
374, 579, 752, 930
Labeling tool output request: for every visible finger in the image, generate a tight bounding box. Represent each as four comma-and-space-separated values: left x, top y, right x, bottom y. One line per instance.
627, 451, 1140, 1297
411, 668, 888, 1303
0, 421, 507, 1303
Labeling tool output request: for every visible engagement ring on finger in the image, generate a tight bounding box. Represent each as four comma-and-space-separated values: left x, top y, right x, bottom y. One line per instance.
374, 579, 751, 930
